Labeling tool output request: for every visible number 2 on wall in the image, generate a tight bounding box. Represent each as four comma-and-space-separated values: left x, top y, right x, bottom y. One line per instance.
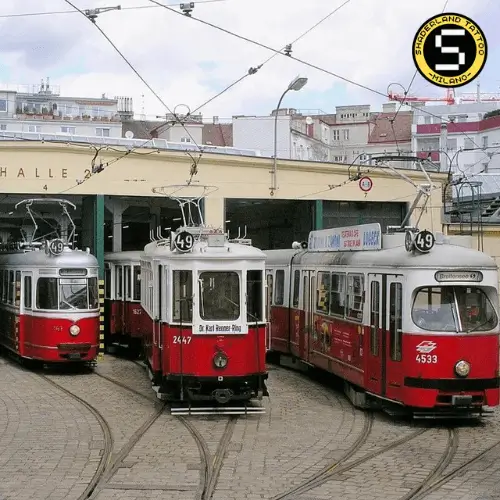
416, 354, 437, 364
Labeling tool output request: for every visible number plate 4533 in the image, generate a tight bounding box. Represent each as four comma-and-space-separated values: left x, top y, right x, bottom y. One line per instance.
416, 354, 438, 364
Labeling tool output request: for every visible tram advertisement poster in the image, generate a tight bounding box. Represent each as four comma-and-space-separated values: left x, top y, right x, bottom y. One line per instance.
195, 323, 249, 334
308, 223, 382, 252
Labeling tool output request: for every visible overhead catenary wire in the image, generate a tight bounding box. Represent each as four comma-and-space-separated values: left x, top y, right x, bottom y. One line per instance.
61, 0, 203, 152
0, 0, 225, 19
62, 0, 353, 183
149, 0, 485, 152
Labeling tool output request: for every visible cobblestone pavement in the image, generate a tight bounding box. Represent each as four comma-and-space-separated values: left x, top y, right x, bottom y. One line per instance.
0, 357, 104, 500
3, 353, 500, 500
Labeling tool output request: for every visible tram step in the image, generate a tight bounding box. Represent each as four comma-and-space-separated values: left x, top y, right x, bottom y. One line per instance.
170, 405, 266, 416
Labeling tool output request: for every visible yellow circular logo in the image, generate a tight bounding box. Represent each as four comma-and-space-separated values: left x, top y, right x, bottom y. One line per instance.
412, 13, 487, 88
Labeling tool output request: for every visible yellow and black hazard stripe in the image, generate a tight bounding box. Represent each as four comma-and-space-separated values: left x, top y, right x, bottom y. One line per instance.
98, 279, 105, 360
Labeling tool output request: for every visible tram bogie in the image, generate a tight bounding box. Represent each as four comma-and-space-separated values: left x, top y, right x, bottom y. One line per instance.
265, 223, 500, 418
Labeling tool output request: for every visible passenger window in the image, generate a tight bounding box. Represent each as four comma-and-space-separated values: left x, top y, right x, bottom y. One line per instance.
247, 270, 263, 322
104, 267, 111, 299
8, 270, 14, 304
15, 271, 21, 307
0, 270, 3, 302
390, 282, 403, 361
133, 266, 141, 301
347, 274, 364, 322
274, 270, 284, 306
3, 270, 8, 303
370, 281, 380, 356
24, 276, 32, 309
292, 270, 300, 308
172, 270, 192, 322
116, 266, 123, 299
330, 273, 346, 316
125, 265, 131, 299
316, 272, 330, 314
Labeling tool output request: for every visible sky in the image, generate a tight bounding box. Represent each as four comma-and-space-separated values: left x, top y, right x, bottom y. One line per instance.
0, 0, 499, 121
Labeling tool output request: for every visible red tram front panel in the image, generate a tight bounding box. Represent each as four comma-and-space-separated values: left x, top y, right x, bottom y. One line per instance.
20, 314, 99, 361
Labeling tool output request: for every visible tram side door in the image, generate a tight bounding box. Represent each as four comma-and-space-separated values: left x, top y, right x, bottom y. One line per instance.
21, 271, 33, 343
301, 270, 315, 363
367, 274, 384, 395
151, 263, 163, 372
123, 265, 131, 335
384, 275, 404, 402
265, 272, 273, 351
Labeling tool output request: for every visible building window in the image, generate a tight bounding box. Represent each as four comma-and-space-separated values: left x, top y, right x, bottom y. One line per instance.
446, 138, 457, 150
0, 124, 6, 131
28, 125, 42, 133
342, 129, 349, 141
180, 137, 191, 143
424, 116, 431, 124
332, 130, 340, 141
96, 127, 110, 137
464, 138, 474, 150
61, 126, 76, 134
0, 100, 6, 112
483, 136, 488, 148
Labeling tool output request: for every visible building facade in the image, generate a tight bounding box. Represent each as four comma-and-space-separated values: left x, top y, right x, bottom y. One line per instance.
412, 102, 500, 175
0, 80, 128, 138
232, 102, 413, 167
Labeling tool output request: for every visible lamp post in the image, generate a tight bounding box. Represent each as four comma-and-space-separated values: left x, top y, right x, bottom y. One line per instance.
270, 76, 308, 196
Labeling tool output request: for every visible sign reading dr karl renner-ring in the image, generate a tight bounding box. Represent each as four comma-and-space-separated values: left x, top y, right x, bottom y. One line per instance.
412, 13, 487, 88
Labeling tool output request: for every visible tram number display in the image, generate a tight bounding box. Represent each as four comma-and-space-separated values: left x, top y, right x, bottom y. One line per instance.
49, 239, 64, 255
173, 335, 192, 344
413, 230, 435, 253
416, 354, 438, 364
173, 231, 194, 253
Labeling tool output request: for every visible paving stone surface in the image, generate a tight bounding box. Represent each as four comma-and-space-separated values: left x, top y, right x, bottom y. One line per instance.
3, 353, 500, 500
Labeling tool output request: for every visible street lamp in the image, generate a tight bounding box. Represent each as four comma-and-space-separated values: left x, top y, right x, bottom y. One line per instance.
270, 76, 308, 196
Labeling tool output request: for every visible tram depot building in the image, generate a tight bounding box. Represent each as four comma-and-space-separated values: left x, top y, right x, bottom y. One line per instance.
1, 140, 499, 287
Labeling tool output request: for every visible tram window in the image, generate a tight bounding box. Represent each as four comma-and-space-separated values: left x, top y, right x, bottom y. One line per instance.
8, 270, 14, 304
37, 278, 58, 310
346, 274, 364, 322
125, 265, 131, 299
104, 268, 111, 299
116, 266, 123, 299
133, 266, 141, 301
292, 270, 300, 308
3, 270, 8, 303
316, 272, 330, 314
15, 271, 21, 307
199, 271, 240, 321
88, 277, 99, 309
60, 278, 89, 310
0, 270, 3, 302
389, 282, 403, 362
370, 281, 380, 356
412, 286, 497, 332
172, 270, 193, 322
24, 276, 32, 309
266, 275, 273, 305
274, 270, 285, 306
330, 273, 346, 316
246, 270, 263, 322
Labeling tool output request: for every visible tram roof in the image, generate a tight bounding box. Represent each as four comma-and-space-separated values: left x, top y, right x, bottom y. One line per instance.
104, 250, 142, 263
0, 247, 98, 267
264, 244, 497, 270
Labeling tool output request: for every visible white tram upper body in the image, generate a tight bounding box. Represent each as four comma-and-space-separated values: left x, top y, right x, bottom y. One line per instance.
264, 223, 500, 417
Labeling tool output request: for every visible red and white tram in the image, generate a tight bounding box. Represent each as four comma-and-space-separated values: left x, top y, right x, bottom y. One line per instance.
140, 226, 269, 412
0, 241, 100, 364
104, 251, 145, 355
265, 223, 500, 418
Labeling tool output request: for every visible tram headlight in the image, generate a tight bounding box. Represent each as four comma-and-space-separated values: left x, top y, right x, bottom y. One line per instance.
455, 360, 470, 378
213, 351, 228, 369
69, 324, 80, 337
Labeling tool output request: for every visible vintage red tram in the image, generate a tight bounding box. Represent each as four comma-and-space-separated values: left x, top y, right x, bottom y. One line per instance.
0, 198, 100, 366
140, 225, 269, 413
103, 250, 145, 355
265, 223, 500, 418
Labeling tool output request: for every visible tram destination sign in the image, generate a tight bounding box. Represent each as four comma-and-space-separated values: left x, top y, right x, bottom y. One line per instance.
435, 271, 483, 282
308, 223, 382, 252
195, 323, 248, 334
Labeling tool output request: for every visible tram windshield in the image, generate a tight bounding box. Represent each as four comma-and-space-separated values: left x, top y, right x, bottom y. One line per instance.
412, 286, 498, 332
198, 271, 240, 321
36, 277, 99, 310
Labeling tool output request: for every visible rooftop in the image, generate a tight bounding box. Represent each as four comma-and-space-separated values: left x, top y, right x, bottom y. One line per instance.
368, 111, 413, 144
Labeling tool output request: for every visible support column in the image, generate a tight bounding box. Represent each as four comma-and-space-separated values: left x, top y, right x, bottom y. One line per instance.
314, 200, 323, 230
203, 197, 224, 228
112, 210, 123, 252
95, 195, 105, 361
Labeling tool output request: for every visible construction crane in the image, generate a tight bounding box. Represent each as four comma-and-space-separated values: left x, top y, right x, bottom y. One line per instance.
388, 83, 500, 106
